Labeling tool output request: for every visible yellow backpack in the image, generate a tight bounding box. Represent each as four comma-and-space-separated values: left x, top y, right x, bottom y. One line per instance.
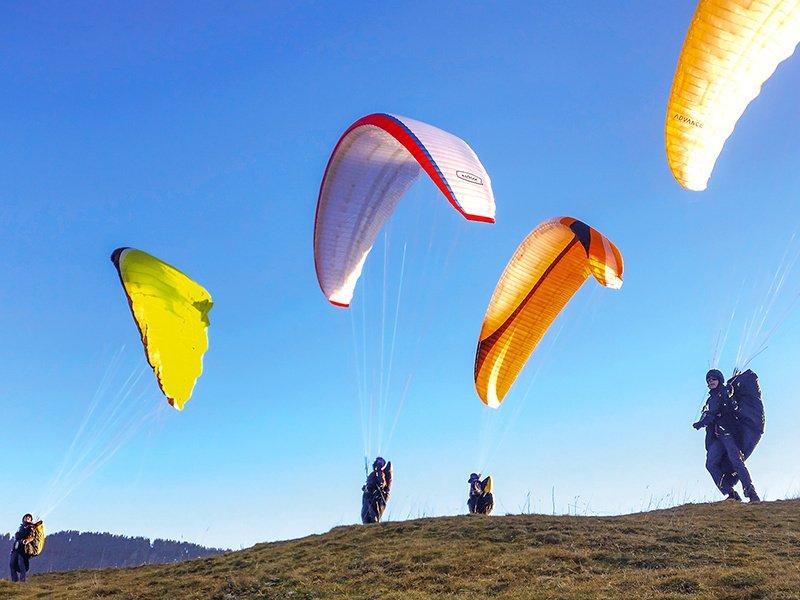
24, 521, 45, 557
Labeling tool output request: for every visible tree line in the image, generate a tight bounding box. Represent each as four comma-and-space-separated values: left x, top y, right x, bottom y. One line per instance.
2, 530, 224, 577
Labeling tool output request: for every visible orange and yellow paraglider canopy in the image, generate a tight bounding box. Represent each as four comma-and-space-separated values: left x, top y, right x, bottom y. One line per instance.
474, 217, 622, 408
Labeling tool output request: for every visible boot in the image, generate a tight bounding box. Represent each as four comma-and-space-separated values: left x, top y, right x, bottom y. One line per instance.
745, 487, 761, 503
726, 490, 742, 502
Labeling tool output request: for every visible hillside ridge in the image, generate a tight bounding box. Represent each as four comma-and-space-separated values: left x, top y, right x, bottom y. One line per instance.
3, 500, 799, 599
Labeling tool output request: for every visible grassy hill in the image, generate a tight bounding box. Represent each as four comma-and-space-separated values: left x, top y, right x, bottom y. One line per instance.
3, 500, 799, 599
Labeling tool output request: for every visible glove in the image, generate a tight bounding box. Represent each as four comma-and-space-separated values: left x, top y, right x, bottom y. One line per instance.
692, 421, 702, 430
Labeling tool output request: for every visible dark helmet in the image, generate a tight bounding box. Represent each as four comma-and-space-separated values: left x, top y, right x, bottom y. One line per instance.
706, 369, 725, 385
373, 457, 386, 471
468, 473, 480, 483
22, 514, 33, 522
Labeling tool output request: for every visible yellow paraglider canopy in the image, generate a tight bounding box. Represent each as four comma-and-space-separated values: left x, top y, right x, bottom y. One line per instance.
666, 0, 800, 191
111, 248, 213, 410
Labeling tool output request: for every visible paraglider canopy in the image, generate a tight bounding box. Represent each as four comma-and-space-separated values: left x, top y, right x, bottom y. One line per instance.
474, 217, 623, 408
25, 521, 45, 557
111, 248, 213, 410
313, 113, 496, 307
665, 0, 800, 190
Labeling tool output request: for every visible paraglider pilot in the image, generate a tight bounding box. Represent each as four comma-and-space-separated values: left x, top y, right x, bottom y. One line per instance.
361, 457, 392, 523
693, 370, 760, 502
467, 473, 494, 515
8, 514, 41, 583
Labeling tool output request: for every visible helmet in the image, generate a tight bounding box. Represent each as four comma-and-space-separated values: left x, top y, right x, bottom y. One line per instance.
373, 457, 386, 470
468, 473, 480, 483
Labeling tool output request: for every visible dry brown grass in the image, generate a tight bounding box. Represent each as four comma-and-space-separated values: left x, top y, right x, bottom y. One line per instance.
3, 500, 800, 599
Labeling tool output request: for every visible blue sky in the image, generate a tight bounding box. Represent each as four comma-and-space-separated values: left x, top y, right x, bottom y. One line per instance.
2, 1, 800, 549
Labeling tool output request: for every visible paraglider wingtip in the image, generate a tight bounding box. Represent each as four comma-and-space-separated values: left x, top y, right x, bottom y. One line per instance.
676, 177, 707, 192
110, 247, 130, 265
465, 214, 495, 224
483, 395, 501, 410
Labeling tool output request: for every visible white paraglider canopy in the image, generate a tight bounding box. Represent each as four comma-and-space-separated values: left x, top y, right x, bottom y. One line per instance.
314, 113, 496, 307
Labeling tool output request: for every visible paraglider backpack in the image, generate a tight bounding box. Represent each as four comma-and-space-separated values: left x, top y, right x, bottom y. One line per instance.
730, 370, 760, 401
729, 369, 765, 430
24, 521, 45, 557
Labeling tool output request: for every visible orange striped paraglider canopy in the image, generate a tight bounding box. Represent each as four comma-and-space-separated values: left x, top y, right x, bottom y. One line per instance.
474, 217, 623, 408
